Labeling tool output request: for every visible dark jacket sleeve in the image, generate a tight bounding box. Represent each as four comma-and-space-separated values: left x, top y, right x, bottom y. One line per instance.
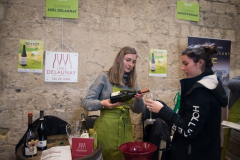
158, 88, 212, 139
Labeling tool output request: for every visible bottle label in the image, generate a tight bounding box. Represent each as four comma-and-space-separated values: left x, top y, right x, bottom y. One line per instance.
25, 146, 37, 155
20, 57, 27, 65
111, 91, 120, 96
38, 140, 47, 147
80, 133, 89, 138
150, 63, 155, 70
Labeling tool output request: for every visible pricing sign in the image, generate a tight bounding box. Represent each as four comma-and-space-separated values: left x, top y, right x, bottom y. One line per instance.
46, 0, 78, 19
177, 1, 199, 22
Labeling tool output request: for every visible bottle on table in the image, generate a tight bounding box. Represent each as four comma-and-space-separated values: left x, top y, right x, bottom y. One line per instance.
24, 113, 37, 157
150, 52, 155, 71
20, 45, 27, 66
110, 88, 150, 103
80, 114, 90, 138
37, 110, 48, 150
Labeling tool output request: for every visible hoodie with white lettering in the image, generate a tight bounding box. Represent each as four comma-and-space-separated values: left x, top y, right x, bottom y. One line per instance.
158, 69, 228, 160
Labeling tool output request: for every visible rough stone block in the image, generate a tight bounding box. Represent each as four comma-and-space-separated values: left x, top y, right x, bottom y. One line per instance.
130, 112, 142, 125
181, 24, 190, 38
190, 25, 201, 37
199, 0, 212, 12
225, 4, 237, 13
0, 4, 4, 20
169, 23, 180, 37
228, 0, 240, 5
203, 13, 218, 28
200, 27, 212, 38
218, 15, 233, 29
0, 145, 15, 159
212, 29, 223, 39
224, 30, 236, 42
218, 0, 229, 2
7, 4, 39, 22
132, 124, 143, 141
212, 2, 226, 14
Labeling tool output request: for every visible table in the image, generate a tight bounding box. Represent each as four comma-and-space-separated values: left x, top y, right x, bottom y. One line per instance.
16, 134, 102, 160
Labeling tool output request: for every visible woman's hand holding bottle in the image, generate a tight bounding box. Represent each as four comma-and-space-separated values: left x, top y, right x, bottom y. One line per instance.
145, 99, 164, 113
101, 99, 121, 108
134, 92, 144, 100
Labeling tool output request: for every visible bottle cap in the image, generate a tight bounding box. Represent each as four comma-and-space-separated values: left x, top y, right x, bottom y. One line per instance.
28, 113, 33, 115
140, 88, 150, 93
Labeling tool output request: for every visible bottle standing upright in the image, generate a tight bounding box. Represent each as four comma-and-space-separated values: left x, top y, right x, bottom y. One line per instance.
110, 88, 150, 103
20, 45, 27, 66
150, 52, 155, 71
24, 113, 37, 157
80, 114, 90, 138
37, 110, 48, 150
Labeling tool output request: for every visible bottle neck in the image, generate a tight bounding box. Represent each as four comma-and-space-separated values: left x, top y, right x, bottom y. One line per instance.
28, 115, 33, 131
40, 111, 44, 119
138, 88, 150, 94
81, 115, 86, 121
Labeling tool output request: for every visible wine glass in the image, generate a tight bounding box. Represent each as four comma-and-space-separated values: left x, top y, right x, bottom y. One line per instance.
26, 131, 39, 159
145, 92, 156, 124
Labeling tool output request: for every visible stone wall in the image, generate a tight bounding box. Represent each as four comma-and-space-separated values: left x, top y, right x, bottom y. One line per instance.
0, 0, 239, 159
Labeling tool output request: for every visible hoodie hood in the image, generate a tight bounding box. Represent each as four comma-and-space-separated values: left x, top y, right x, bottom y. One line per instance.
186, 74, 228, 108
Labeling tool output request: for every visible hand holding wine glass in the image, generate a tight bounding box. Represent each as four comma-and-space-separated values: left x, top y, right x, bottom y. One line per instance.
26, 131, 39, 159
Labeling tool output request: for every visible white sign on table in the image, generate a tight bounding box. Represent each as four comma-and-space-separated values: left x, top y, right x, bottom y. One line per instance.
45, 51, 78, 82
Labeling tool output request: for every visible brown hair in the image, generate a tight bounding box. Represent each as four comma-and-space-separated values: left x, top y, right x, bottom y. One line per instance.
106, 46, 137, 88
182, 43, 218, 71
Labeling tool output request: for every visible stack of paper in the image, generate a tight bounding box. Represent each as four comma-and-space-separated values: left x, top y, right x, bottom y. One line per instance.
41, 145, 72, 160
221, 120, 240, 131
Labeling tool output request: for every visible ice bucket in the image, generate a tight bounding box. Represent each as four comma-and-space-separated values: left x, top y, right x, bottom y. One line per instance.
119, 141, 157, 160
66, 123, 81, 147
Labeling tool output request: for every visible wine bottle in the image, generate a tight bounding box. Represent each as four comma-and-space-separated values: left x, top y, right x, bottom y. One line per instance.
110, 88, 150, 103
20, 45, 27, 66
24, 113, 37, 157
150, 52, 155, 71
37, 110, 48, 150
80, 114, 90, 138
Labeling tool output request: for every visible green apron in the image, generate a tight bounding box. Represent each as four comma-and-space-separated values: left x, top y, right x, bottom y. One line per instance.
94, 85, 134, 160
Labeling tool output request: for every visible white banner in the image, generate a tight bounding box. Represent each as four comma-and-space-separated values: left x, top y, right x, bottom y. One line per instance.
45, 51, 78, 82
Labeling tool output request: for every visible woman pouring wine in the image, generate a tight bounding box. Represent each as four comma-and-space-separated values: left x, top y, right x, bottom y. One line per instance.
82, 46, 145, 160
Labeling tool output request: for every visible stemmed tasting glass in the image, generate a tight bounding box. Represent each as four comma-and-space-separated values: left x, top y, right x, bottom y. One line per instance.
26, 131, 39, 159
145, 92, 156, 124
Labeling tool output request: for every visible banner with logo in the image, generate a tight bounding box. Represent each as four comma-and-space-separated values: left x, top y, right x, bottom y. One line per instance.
149, 49, 167, 77
188, 36, 231, 96
18, 39, 44, 73
46, 0, 78, 19
45, 51, 78, 82
177, 1, 199, 22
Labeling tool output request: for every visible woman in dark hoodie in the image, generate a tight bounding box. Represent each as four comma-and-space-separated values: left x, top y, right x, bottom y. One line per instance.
145, 44, 228, 160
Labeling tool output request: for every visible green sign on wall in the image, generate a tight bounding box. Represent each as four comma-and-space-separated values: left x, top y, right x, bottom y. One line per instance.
46, 0, 78, 19
177, 1, 199, 22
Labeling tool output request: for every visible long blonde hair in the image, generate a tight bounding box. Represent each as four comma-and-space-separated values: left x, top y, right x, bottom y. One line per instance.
106, 46, 137, 88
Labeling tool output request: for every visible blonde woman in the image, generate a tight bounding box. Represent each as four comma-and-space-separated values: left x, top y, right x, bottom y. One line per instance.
82, 46, 145, 160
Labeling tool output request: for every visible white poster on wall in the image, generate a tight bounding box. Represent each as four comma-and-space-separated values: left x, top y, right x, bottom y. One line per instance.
45, 51, 78, 82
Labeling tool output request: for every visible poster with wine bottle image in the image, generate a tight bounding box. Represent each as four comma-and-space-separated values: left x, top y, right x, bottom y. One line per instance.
18, 39, 44, 73
148, 49, 167, 77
